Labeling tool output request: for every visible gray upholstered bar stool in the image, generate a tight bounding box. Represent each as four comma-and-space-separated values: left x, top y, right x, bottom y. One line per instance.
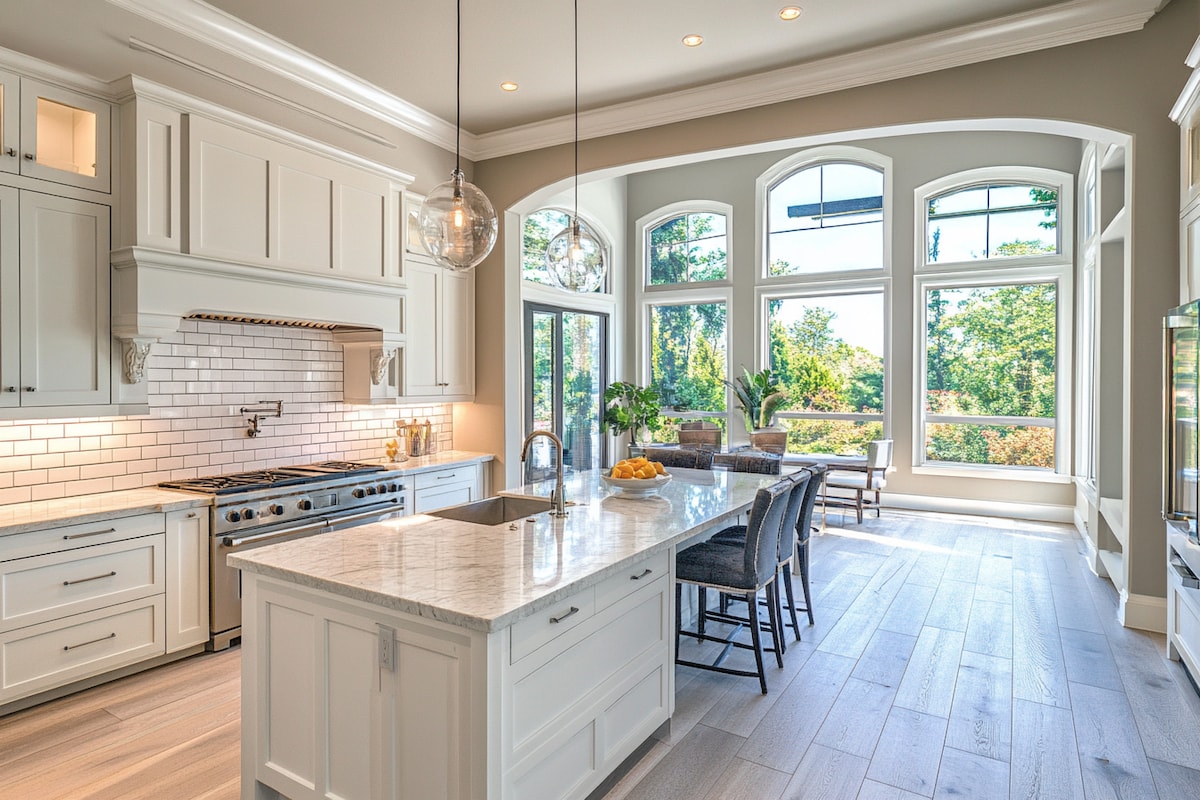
674, 477, 792, 694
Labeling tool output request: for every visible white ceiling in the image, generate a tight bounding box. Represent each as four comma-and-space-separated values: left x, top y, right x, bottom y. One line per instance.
0, 0, 1169, 158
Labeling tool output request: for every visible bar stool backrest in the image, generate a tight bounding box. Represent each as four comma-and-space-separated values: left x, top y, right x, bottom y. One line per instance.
744, 478, 794, 583
777, 471, 811, 562
643, 447, 714, 470
796, 464, 826, 545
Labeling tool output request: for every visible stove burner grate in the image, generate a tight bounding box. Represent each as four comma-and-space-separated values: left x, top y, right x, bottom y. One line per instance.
158, 461, 386, 495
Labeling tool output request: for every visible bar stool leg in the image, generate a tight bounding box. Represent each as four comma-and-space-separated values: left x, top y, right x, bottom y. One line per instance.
745, 590, 768, 695
781, 562, 801, 640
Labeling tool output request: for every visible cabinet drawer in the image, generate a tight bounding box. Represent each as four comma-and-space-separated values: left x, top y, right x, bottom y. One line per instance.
595, 551, 669, 613
0, 596, 164, 703
413, 466, 478, 491
0, 513, 165, 562
510, 586, 596, 665
1, 534, 165, 632
413, 484, 474, 514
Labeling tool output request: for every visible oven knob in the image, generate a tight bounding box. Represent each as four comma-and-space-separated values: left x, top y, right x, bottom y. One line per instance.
365, 485, 377, 495
298, 499, 313, 511
390, 483, 402, 493
241, 508, 256, 520
352, 488, 366, 499
376, 483, 388, 495
270, 504, 285, 516
225, 509, 242, 523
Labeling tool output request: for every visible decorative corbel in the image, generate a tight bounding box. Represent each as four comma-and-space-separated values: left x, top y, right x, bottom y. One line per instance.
370, 347, 397, 386
120, 336, 157, 384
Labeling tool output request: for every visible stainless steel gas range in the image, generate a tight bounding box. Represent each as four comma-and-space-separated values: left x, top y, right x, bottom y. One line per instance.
159, 461, 407, 650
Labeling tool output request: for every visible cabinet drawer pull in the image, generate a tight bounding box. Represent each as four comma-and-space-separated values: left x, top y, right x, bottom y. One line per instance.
630, 568, 653, 581
63, 632, 116, 651
22, 386, 35, 392
23, 152, 34, 161
187, 512, 197, 518
63, 571, 117, 586
436, 473, 457, 480
3, 147, 14, 157
63, 527, 116, 541
549, 606, 579, 624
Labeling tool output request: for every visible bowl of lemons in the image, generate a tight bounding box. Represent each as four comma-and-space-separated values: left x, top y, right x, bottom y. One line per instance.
600, 457, 672, 497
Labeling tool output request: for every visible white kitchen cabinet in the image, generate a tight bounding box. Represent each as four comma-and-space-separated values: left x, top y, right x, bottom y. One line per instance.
164, 508, 209, 653
404, 260, 475, 400
0, 71, 110, 193
412, 463, 482, 513
0, 188, 110, 408
242, 548, 671, 800
0, 511, 169, 707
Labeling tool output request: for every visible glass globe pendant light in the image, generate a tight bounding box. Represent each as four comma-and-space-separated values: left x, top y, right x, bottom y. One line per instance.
545, 0, 607, 293
418, 0, 497, 272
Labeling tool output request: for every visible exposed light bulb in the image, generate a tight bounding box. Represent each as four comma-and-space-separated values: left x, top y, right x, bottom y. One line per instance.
418, 168, 497, 271
451, 195, 466, 229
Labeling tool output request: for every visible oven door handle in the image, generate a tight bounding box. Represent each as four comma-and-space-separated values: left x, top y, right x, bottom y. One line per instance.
221, 520, 331, 549
322, 498, 403, 529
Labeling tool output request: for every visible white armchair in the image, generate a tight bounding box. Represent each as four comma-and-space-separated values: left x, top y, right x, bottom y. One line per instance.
824, 439, 893, 524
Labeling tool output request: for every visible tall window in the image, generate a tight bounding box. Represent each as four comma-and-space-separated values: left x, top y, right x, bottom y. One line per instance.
917, 167, 1072, 472
766, 161, 884, 276
766, 291, 885, 453
521, 209, 606, 291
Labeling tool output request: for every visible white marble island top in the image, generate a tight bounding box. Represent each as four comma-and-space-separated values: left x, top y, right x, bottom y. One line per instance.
229, 467, 782, 633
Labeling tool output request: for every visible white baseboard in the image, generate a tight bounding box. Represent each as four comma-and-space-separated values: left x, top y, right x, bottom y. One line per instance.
1120, 591, 1168, 634
882, 493, 1074, 524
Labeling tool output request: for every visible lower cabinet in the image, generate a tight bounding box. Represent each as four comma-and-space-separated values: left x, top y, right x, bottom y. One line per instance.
241, 549, 673, 800
1168, 527, 1200, 681
0, 506, 209, 709
412, 463, 482, 513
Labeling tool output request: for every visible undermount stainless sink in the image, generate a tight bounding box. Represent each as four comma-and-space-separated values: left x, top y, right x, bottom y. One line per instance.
427, 495, 555, 526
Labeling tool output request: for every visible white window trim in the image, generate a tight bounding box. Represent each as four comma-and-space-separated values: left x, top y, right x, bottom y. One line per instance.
913, 264, 1073, 474
636, 200, 734, 292
756, 145, 893, 286
637, 286, 734, 419
520, 206, 617, 298
915, 166, 1075, 273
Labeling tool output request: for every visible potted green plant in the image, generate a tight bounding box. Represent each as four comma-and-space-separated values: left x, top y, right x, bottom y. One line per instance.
726, 367, 789, 450
601, 381, 661, 456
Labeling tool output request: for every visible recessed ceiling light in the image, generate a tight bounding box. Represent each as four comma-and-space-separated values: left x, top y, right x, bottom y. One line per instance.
779, 6, 802, 21
500, 81, 519, 92
682, 34, 704, 47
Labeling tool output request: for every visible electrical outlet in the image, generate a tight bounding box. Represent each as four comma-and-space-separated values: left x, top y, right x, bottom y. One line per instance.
378, 625, 396, 672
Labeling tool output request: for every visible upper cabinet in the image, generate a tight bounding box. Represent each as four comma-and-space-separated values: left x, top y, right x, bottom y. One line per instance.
404, 260, 474, 400
0, 70, 111, 193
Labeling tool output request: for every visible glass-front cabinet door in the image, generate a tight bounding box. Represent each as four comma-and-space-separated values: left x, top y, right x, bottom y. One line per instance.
0, 69, 18, 178
12, 78, 110, 192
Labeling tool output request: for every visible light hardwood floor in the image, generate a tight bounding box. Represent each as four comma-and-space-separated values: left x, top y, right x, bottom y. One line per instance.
3, 509, 1200, 799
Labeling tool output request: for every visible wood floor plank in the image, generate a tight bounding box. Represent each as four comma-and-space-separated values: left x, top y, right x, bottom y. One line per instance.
1049, 575, 1103, 635
851, 628, 918, 689
857, 779, 929, 800
1059, 628, 1123, 691
894, 626, 965, 718
964, 598, 1013, 659
697, 639, 815, 738
736, 650, 856, 773
925, 579, 975, 632
933, 746, 1009, 800
622, 723, 745, 800
1068, 681, 1159, 800
700, 757, 790, 800
1011, 572, 1070, 709
1148, 756, 1200, 800
945, 650, 1012, 763
864, 707, 947, 796
812, 676, 896, 759
878, 582, 938, 638
778, 743, 870, 800
1010, 698, 1085, 800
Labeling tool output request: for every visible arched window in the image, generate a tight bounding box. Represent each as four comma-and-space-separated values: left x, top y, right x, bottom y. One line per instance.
766, 161, 884, 276
924, 181, 1060, 265
646, 211, 728, 285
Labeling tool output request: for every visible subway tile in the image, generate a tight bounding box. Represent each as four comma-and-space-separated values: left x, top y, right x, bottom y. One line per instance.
13, 470, 48, 487
80, 462, 128, 480
46, 466, 81, 482
66, 478, 115, 496
29, 483, 65, 502
13, 439, 47, 457
100, 435, 127, 449
31, 454, 65, 470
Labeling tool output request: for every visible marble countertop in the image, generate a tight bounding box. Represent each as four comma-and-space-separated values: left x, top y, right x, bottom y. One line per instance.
0, 451, 493, 538
229, 468, 784, 633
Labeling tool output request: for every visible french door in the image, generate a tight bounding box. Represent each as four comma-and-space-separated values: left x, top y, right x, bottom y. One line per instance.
523, 303, 608, 479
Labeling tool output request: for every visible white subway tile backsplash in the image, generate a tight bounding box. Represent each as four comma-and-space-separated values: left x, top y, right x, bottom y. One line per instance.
0, 320, 456, 504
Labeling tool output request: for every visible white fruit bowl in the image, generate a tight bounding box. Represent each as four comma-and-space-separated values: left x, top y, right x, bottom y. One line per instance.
600, 472, 672, 497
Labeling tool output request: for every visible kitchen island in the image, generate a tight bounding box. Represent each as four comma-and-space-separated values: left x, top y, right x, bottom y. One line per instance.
230, 467, 780, 800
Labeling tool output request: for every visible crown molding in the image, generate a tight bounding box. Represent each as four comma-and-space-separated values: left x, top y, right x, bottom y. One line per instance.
107, 0, 463, 153
107, 0, 1161, 163
473, 0, 1163, 160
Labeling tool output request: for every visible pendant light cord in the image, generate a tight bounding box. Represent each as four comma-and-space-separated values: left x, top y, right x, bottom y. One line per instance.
456, 0, 462, 173
573, 0, 579, 225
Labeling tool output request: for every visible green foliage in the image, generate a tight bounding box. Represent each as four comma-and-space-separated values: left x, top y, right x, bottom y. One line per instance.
601, 381, 661, 445
725, 367, 790, 431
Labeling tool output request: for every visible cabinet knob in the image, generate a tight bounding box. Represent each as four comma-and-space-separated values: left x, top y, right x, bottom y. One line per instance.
22, 386, 35, 392
3, 148, 14, 157
2, 386, 14, 392
23, 152, 34, 161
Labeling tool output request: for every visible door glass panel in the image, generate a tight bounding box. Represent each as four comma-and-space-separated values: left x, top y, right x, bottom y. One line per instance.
36, 96, 97, 178
525, 304, 607, 481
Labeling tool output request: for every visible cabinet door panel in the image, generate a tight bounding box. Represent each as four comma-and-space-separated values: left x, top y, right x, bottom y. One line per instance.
18, 79, 111, 193
189, 118, 269, 261
440, 269, 475, 396
0, 185, 16, 406
336, 183, 385, 278
165, 509, 209, 653
276, 164, 332, 269
404, 262, 441, 396
0, 70, 17, 177
18, 192, 110, 406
